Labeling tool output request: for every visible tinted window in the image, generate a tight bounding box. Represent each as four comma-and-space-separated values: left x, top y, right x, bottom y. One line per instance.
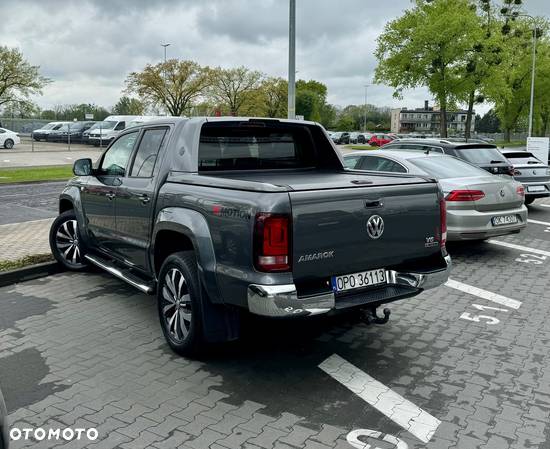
503, 152, 542, 165
198, 125, 316, 171
343, 156, 361, 169
130, 128, 168, 177
409, 156, 487, 179
454, 146, 507, 164
359, 156, 407, 173
0, 129, 5, 134
100, 132, 138, 175
114, 121, 126, 131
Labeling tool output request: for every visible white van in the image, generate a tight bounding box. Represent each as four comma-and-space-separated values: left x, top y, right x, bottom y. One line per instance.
87, 115, 168, 146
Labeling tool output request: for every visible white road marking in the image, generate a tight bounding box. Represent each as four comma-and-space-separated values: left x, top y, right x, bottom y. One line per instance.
347, 429, 408, 449
538, 204, 550, 208
319, 354, 440, 443
487, 239, 550, 258
528, 219, 550, 226
445, 279, 522, 309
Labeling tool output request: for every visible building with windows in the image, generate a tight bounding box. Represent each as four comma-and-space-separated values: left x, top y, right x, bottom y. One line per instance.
391, 101, 474, 135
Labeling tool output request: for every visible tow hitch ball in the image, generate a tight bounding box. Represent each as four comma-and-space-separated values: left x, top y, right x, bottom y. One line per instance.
361, 307, 391, 325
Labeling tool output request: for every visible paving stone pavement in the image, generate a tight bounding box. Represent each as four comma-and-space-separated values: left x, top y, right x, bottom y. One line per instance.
0, 218, 54, 261
0, 201, 549, 448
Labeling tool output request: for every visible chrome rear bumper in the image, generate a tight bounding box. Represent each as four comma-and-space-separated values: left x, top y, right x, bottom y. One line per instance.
247, 255, 451, 317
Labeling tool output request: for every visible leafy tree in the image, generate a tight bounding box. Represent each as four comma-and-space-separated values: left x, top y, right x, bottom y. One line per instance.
259, 77, 287, 118
335, 116, 355, 131
42, 104, 110, 121
125, 60, 211, 116
295, 79, 329, 122
112, 96, 145, 115
476, 109, 501, 133
208, 66, 263, 116
0, 46, 50, 110
374, 0, 482, 137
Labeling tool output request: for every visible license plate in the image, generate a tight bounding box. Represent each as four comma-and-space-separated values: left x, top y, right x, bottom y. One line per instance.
331, 268, 387, 293
492, 215, 518, 226
527, 185, 546, 193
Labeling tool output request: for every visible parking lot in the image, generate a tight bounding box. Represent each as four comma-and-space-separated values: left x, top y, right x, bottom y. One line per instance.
0, 199, 548, 448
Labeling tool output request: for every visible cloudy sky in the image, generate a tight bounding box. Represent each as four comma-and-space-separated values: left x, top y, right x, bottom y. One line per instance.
1, 0, 549, 113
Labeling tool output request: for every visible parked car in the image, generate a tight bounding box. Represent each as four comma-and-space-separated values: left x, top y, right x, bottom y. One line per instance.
50, 117, 450, 356
0, 127, 20, 149
349, 132, 361, 144
368, 134, 394, 147
330, 131, 350, 144
357, 132, 373, 144
344, 150, 527, 241
88, 115, 166, 146
32, 122, 68, 141
48, 121, 97, 143
383, 138, 514, 176
500, 149, 550, 205
0, 386, 7, 449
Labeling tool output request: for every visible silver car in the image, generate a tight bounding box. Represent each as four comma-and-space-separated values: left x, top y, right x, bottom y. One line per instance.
344, 150, 528, 241
500, 149, 550, 205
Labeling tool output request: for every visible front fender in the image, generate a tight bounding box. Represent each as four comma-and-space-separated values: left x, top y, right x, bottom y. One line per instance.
59, 184, 93, 248
153, 208, 221, 304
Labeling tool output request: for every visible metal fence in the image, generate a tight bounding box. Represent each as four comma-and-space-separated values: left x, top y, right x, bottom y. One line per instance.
0, 117, 52, 135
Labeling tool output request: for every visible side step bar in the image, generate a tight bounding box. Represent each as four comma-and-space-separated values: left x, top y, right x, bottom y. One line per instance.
84, 254, 154, 294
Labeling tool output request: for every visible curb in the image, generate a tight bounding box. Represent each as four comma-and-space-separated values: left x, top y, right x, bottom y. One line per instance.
0, 261, 64, 288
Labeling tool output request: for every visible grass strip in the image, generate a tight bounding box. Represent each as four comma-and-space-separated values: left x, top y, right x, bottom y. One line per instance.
0, 165, 73, 184
0, 254, 54, 272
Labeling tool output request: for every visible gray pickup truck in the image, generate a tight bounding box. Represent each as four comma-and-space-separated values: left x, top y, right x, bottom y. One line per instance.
49, 117, 451, 356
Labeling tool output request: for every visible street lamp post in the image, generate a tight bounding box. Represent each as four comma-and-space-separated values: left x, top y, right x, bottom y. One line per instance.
288, 0, 296, 119
161, 43, 171, 117
161, 43, 171, 63
363, 84, 370, 132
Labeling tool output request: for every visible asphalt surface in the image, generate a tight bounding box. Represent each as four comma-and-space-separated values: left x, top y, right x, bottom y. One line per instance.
0, 181, 63, 225
1, 201, 550, 448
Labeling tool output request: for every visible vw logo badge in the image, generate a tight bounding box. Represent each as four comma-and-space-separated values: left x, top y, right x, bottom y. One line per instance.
500, 189, 506, 198
367, 215, 384, 239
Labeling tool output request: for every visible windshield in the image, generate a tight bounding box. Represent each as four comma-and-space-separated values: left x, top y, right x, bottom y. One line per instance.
332, 132, 343, 137
503, 152, 543, 165
40, 123, 57, 130
409, 156, 488, 179
454, 146, 507, 164
89, 121, 117, 130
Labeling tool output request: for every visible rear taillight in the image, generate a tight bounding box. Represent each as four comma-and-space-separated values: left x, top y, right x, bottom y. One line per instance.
516, 186, 525, 197
254, 213, 291, 272
439, 197, 447, 248
445, 190, 485, 201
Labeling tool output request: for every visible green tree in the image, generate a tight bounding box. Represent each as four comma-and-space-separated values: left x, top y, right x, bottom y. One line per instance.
259, 77, 287, 118
295, 79, 329, 122
374, 0, 481, 137
476, 109, 501, 133
125, 60, 211, 116
0, 46, 50, 111
208, 66, 263, 116
112, 96, 145, 115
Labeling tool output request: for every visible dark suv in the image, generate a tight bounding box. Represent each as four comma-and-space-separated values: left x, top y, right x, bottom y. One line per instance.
384, 139, 514, 176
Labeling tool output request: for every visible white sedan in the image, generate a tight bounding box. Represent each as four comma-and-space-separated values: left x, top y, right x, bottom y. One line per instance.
0, 127, 20, 149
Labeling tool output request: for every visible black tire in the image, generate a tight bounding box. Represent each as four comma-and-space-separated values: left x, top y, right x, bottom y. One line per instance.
49, 210, 88, 270
3, 139, 14, 149
157, 251, 205, 357
525, 197, 536, 205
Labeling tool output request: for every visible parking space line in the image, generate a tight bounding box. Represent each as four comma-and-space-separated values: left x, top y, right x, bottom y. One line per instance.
528, 219, 550, 226
445, 279, 522, 309
487, 239, 550, 258
538, 204, 550, 208
319, 354, 441, 443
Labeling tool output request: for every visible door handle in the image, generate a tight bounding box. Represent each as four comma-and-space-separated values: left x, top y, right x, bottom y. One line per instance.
138, 194, 150, 205
106, 191, 116, 200
365, 199, 383, 208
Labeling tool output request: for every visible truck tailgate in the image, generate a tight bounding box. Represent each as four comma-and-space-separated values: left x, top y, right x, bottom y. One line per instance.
290, 183, 442, 284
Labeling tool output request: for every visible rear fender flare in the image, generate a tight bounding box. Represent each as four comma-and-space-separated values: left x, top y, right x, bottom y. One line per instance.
153, 208, 221, 304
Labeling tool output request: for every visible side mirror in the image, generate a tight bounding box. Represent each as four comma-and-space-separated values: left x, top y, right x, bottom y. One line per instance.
73, 158, 93, 176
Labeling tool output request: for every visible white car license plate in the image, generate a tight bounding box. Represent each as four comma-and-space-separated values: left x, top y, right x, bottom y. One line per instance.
527, 185, 546, 193
492, 215, 518, 226
331, 268, 387, 293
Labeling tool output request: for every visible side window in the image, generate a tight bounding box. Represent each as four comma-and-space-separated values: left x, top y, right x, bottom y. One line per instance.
359, 156, 384, 171
0, 129, 5, 134
100, 132, 138, 176
130, 128, 168, 178
360, 156, 407, 173
114, 121, 125, 131
344, 156, 361, 169
422, 145, 443, 154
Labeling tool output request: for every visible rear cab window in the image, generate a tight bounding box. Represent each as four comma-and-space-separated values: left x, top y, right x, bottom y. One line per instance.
198, 121, 341, 172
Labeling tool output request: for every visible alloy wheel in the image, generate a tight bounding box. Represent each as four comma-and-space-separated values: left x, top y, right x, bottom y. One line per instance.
161, 268, 192, 342
55, 219, 83, 266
